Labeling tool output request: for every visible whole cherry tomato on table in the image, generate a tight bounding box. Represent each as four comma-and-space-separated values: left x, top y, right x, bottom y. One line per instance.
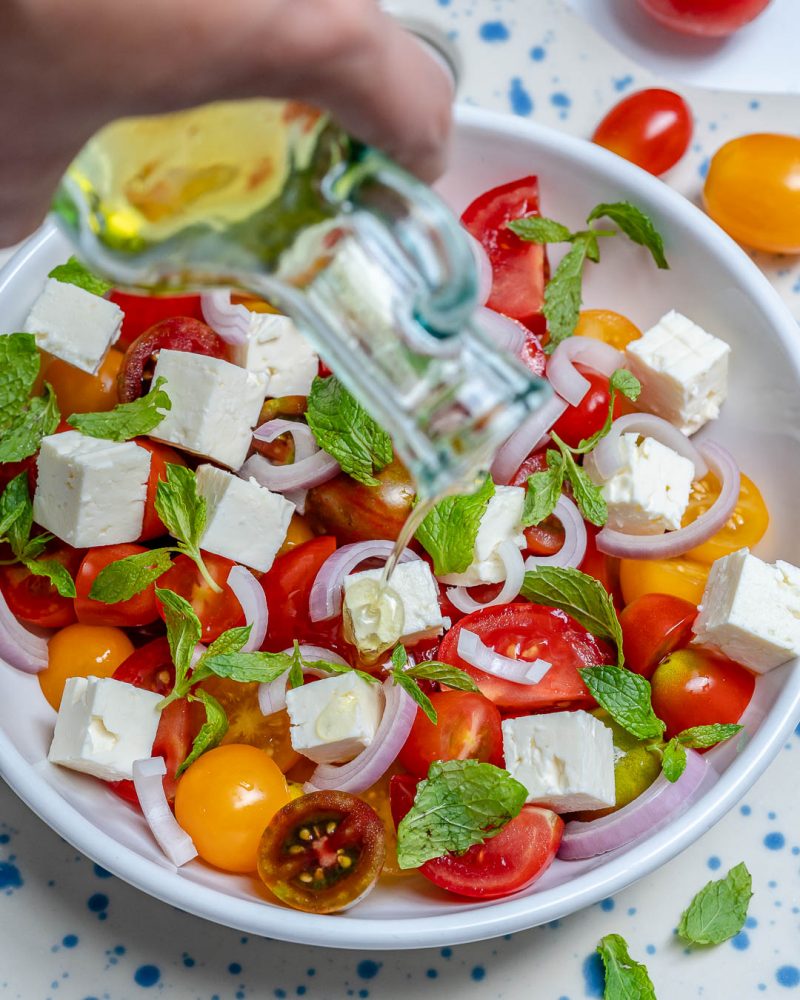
108, 291, 205, 351
157, 553, 245, 643
0, 541, 83, 628
620, 593, 697, 679
636, 0, 772, 36
39, 622, 134, 711
593, 89, 692, 176
74, 544, 160, 627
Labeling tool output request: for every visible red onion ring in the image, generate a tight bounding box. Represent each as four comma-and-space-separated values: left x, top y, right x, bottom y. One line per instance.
558, 748, 709, 860
226, 565, 268, 652
132, 757, 198, 867
491, 392, 568, 485
200, 290, 250, 345
525, 495, 587, 570
258, 645, 349, 716
250, 419, 330, 511
309, 540, 420, 622
0, 589, 48, 674
447, 540, 525, 614
588, 413, 708, 483
465, 232, 493, 306
595, 442, 740, 559
457, 628, 551, 685
546, 336, 626, 407
304, 678, 417, 794
240, 450, 340, 494
476, 307, 527, 356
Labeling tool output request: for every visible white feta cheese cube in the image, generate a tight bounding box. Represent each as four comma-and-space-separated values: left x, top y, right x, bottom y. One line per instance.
285, 672, 383, 764
232, 313, 318, 397
502, 711, 616, 813
33, 431, 150, 547
692, 548, 800, 673
587, 433, 695, 535
343, 560, 445, 654
195, 464, 294, 573
625, 310, 730, 435
147, 349, 268, 470
22, 278, 123, 374
48, 676, 162, 781
439, 485, 526, 586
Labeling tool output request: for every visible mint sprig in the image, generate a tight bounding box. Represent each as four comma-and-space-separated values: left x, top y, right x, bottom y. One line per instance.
596, 933, 658, 1000
177, 689, 228, 777
68, 376, 171, 442
415, 474, 495, 576
155, 464, 220, 593
580, 665, 666, 741
678, 862, 753, 946
388, 644, 478, 724
0, 333, 60, 462
89, 548, 174, 604
48, 256, 113, 297
659, 723, 743, 782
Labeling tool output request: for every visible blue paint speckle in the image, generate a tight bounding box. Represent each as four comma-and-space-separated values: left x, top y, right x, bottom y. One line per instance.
183, 955, 195, 968
307, 969, 316, 977
708, 856, 722, 870
699, 157, 711, 179
509, 77, 533, 116
551, 92, 571, 108
613, 75, 634, 92
62, 935, 78, 949
0, 833, 9, 844
358, 991, 369, 999
479, 20, 509, 41
731, 932, 750, 950
646, 945, 656, 955
769, 811, 777, 820
750, 99, 761, 109
777, 966, 800, 988
357, 961, 381, 981
93, 864, 112, 879
765, 832, 786, 850
741, 804, 752, 816
747, 917, 758, 928
0, 861, 22, 891
229, 963, 242, 975
582, 953, 605, 997
530, 45, 546, 60
599, 898, 615, 911
297, 988, 307, 997
87, 892, 108, 913
426, 969, 438, 979
133, 965, 160, 988
441, 948, 452, 959
471, 966, 486, 982
275, 991, 286, 999
627, 907, 637, 916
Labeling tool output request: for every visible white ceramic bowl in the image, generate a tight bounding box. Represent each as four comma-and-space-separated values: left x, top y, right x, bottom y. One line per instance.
2, 106, 800, 951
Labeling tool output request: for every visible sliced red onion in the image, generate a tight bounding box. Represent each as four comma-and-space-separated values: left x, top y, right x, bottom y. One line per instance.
226, 565, 268, 652
200, 290, 251, 345
547, 336, 626, 407
588, 413, 708, 483
304, 678, 417, 794
309, 540, 420, 622
558, 748, 708, 860
491, 392, 569, 485
0, 588, 48, 673
525, 495, 588, 570
447, 540, 525, 614
457, 628, 551, 685
132, 757, 198, 867
595, 442, 740, 559
240, 450, 340, 494
477, 307, 527, 356
258, 645, 348, 716
251, 420, 322, 512
465, 232, 493, 306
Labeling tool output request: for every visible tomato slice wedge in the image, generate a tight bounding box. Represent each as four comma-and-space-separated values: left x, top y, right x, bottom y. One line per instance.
157, 552, 245, 643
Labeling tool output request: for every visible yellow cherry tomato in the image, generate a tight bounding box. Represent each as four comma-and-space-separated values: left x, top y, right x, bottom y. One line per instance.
619, 555, 709, 607
44, 348, 124, 416
39, 623, 134, 710
277, 513, 315, 557
175, 744, 290, 873
703, 134, 800, 253
682, 471, 769, 564
574, 309, 642, 350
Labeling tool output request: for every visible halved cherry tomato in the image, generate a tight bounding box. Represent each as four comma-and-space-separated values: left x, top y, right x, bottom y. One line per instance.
682, 472, 769, 564
509, 447, 549, 487
39, 622, 135, 711
108, 291, 205, 351
256, 790, 385, 912
0, 542, 84, 628
118, 316, 227, 402
261, 536, 339, 652
620, 593, 697, 679
651, 647, 755, 737
44, 348, 124, 415
593, 89, 693, 176
74, 544, 160, 627
397, 691, 503, 778
157, 553, 245, 643
636, 0, 772, 36
437, 603, 612, 711
574, 309, 642, 351
461, 176, 548, 335
619, 555, 709, 606
135, 439, 186, 541
580, 523, 619, 600
551, 366, 623, 449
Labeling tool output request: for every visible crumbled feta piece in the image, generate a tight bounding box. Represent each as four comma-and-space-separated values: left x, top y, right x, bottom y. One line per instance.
48, 676, 162, 781
625, 310, 730, 435
439, 485, 526, 586
33, 431, 150, 547
587, 433, 695, 535
501, 711, 616, 813
231, 313, 319, 397
22, 278, 123, 374
692, 548, 800, 673
195, 464, 294, 573
285, 672, 383, 764
147, 349, 267, 470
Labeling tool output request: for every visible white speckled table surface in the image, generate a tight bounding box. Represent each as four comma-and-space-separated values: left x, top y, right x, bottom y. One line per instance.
2, 1, 799, 997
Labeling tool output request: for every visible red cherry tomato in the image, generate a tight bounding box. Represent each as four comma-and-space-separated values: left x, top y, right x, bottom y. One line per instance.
650, 648, 755, 738
157, 553, 245, 643
397, 691, 503, 779
118, 316, 227, 402
593, 89, 693, 176
551, 366, 623, 449
436, 603, 612, 711
579, 524, 619, 601
509, 447, 549, 487
135, 440, 186, 541
108, 291, 205, 351
461, 176, 549, 335
74, 544, 160, 627
0, 542, 83, 628
620, 593, 697, 679
390, 775, 562, 899
636, 0, 772, 36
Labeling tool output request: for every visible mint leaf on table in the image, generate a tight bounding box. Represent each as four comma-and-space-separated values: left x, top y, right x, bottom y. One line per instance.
155, 463, 220, 593
580, 665, 665, 740
415, 473, 495, 576
586, 202, 669, 270
596, 933, 658, 1000
48, 256, 113, 296
305, 376, 392, 486
68, 376, 171, 441
521, 454, 564, 527
678, 862, 753, 946
677, 723, 743, 749
0, 382, 60, 462
89, 548, 174, 603
661, 737, 687, 783
156, 587, 202, 700
0, 332, 40, 426
177, 689, 228, 777
396, 760, 527, 869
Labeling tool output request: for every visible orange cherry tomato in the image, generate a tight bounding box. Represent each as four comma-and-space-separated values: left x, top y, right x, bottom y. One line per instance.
682, 472, 769, 564
157, 552, 245, 642
636, 0, 772, 37
277, 514, 315, 557
593, 89, 693, 176
135, 440, 186, 541
574, 309, 642, 351
39, 623, 134, 710
175, 744, 291, 873
619, 555, 709, 606
74, 544, 160, 627
43, 348, 124, 416
619, 593, 697, 679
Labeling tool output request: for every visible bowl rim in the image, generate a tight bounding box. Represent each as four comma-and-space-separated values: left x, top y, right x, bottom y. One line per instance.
2, 104, 800, 951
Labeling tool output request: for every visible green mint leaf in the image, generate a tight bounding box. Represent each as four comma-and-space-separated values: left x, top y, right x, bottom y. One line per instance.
580, 665, 665, 740
177, 689, 228, 777
661, 737, 687, 783
560, 447, 608, 526
68, 376, 171, 442
306, 376, 393, 486
596, 934, 658, 1000
415, 474, 495, 576
677, 724, 743, 749
389, 644, 436, 723
0, 383, 60, 462
582, 230, 602, 264
305, 658, 379, 687
154, 464, 219, 593
507, 216, 574, 243
405, 660, 479, 693
586, 202, 669, 270
48, 256, 113, 296
200, 649, 296, 685
396, 760, 527, 869
21, 556, 76, 598
520, 565, 624, 664
0, 333, 40, 427
88, 548, 173, 603
288, 641, 305, 690
678, 862, 753, 946
203, 625, 254, 660
575, 370, 642, 455
156, 587, 202, 695
542, 237, 591, 351
521, 458, 564, 527
610, 368, 641, 402
0, 472, 33, 559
